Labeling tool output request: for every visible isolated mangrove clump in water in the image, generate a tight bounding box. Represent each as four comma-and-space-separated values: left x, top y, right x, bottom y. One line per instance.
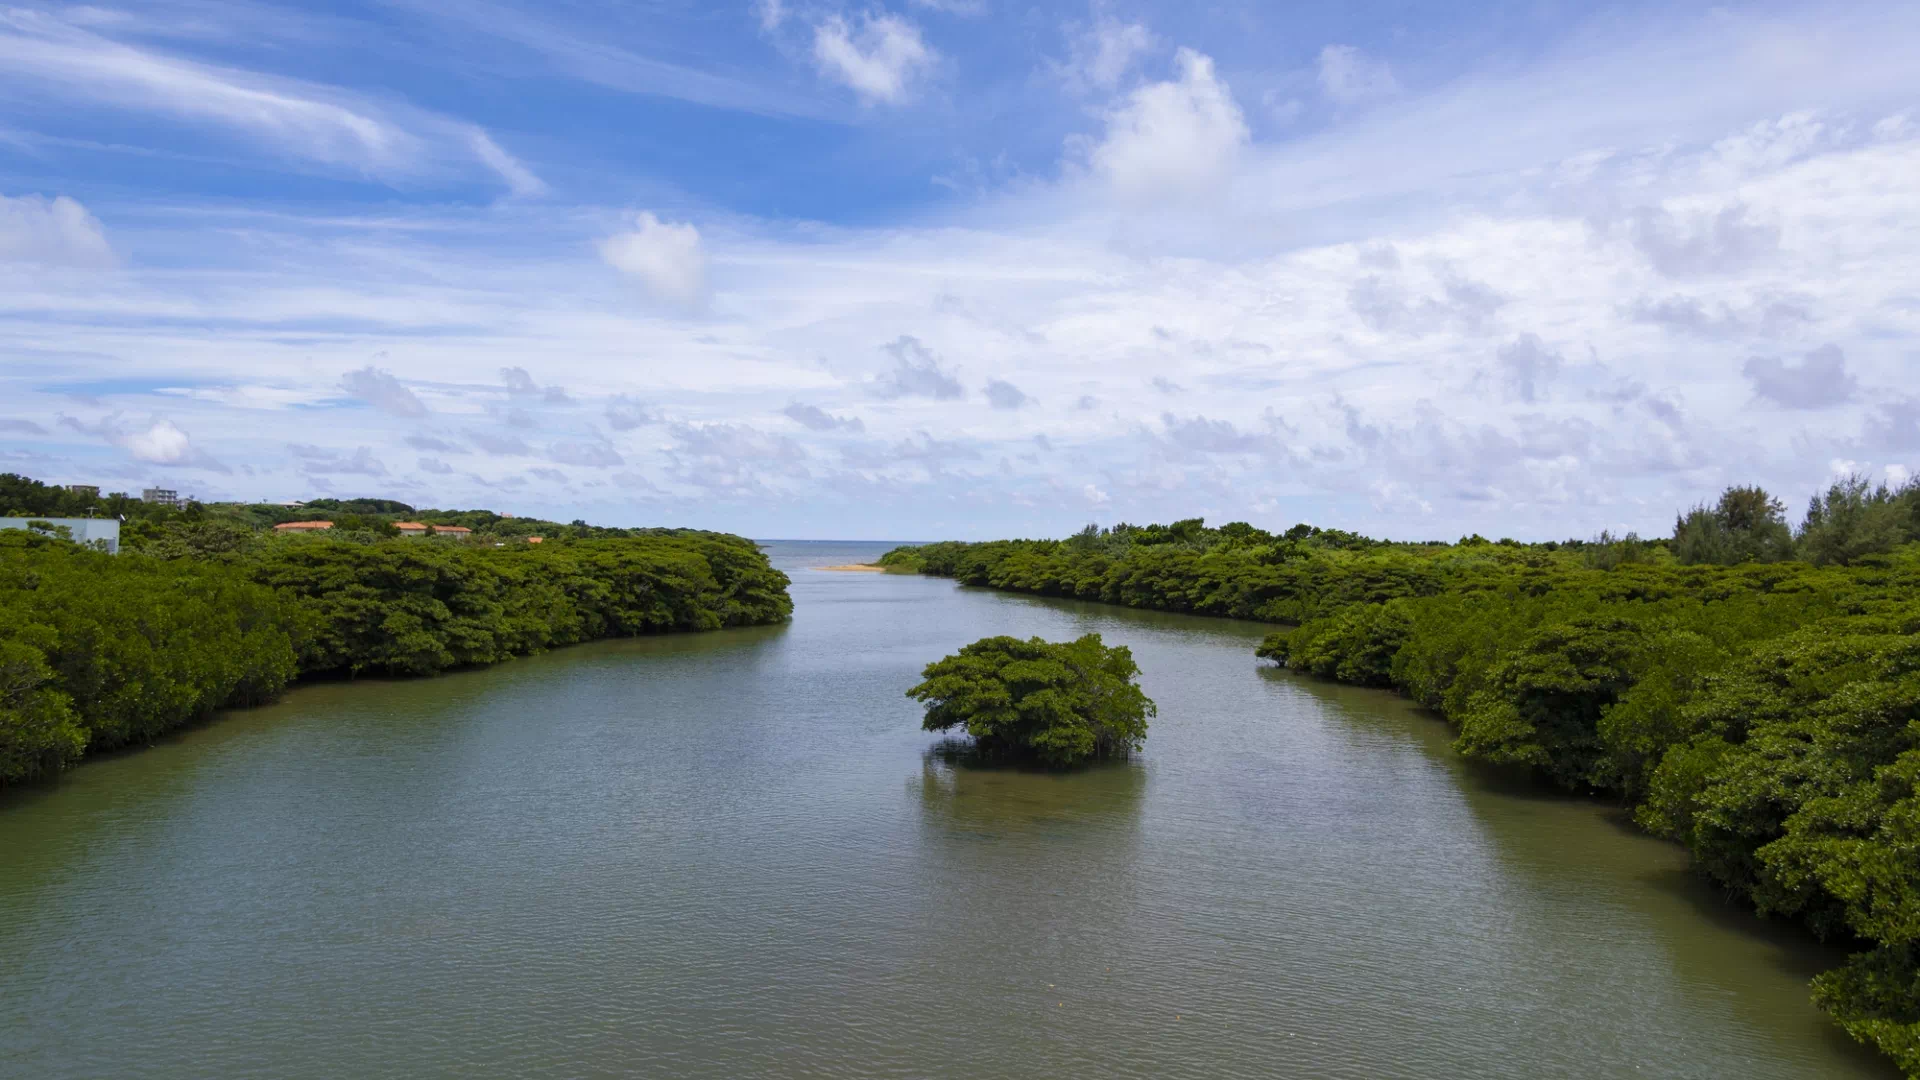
907, 634, 1154, 765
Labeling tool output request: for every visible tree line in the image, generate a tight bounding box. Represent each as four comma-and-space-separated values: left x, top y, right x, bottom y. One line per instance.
2, 475, 793, 786
880, 474, 1920, 1076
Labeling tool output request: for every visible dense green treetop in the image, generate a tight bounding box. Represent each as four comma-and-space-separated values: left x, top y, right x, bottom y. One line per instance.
1, 474, 793, 786
908, 635, 1154, 766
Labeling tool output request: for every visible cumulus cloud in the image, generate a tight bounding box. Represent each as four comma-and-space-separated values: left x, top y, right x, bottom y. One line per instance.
605, 395, 658, 431
1316, 45, 1398, 106
1863, 397, 1920, 449
1623, 203, 1779, 277
290, 444, 386, 475
405, 434, 462, 453
783, 402, 865, 432
1085, 48, 1248, 199
547, 437, 625, 467
1349, 273, 1506, 335
1161, 412, 1274, 454
104, 417, 229, 472
1057, 15, 1153, 93
0, 193, 114, 267
1494, 335, 1565, 404
811, 13, 934, 104
1626, 293, 1812, 337
500, 366, 571, 404
985, 379, 1029, 409
0, 418, 48, 435
665, 421, 808, 493
417, 456, 454, 474
599, 212, 707, 304
873, 336, 964, 400
340, 365, 428, 417
468, 430, 532, 456
1742, 344, 1857, 408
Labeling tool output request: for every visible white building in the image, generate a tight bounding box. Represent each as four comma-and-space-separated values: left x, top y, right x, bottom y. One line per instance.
0, 517, 122, 554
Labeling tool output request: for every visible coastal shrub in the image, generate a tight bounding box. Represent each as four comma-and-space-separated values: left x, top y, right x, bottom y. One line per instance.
0, 524, 793, 783
908, 634, 1154, 765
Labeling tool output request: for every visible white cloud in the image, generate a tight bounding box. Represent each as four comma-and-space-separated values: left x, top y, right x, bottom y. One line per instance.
103, 417, 228, 472
784, 402, 866, 432
985, 379, 1029, 409
548, 437, 625, 467
1085, 48, 1248, 199
340, 366, 428, 417
755, 0, 787, 33
599, 212, 707, 305
1316, 44, 1398, 106
0, 10, 538, 191
466, 129, 548, 198
811, 13, 934, 105
122, 418, 193, 463
1493, 335, 1564, 404
605, 395, 658, 431
1058, 16, 1153, 93
873, 336, 964, 400
0, 194, 114, 267
1742, 345, 1858, 409
8, 5, 1920, 539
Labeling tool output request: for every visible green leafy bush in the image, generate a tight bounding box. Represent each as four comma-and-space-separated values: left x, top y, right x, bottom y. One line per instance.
907, 634, 1154, 765
1, 523, 792, 783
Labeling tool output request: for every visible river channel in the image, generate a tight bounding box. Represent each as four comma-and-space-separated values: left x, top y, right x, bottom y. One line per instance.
0, 541, 1895, 1079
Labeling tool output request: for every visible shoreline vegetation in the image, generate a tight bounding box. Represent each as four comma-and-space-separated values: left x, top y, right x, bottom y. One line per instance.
909, 634, 1154, 766
880, 476, 1920, 1077
0, 473, 792, 786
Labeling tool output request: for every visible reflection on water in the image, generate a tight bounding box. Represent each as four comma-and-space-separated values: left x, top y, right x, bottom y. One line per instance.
914, 742, 1148, 836
0, 539, 1896, 1080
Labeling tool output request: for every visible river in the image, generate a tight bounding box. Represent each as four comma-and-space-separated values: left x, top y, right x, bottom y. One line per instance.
0, 541, 1894, 1079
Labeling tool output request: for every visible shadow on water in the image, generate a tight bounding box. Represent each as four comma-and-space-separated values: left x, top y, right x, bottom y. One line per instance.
913, 738, 1148, 838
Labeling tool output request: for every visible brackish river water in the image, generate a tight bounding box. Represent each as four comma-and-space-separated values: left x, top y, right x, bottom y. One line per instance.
0, 542, 1896, 1079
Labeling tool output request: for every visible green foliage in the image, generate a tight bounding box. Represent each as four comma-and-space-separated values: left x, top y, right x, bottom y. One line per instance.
907, 634, 1154, 765
1800, 474, 1917, 567
1674, 485, 1795, 565
0, 497, 793, 784
887, 513, 1920, 1074
0, 530, 301, 781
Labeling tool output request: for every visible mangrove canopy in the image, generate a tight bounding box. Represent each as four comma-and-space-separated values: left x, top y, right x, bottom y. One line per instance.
907, 634, 1154, 765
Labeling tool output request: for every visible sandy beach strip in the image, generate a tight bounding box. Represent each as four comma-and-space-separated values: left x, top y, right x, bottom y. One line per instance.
816, 563, 887, 572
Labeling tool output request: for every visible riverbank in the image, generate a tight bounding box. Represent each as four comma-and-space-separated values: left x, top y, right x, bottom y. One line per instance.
879, 524, 1920, 1076
816, 563, 886, 572
0, 548, 1887, 1079
0, 529, 793, 785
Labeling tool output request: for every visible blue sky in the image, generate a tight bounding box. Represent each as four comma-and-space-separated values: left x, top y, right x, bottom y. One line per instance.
2, 0, 1917, 539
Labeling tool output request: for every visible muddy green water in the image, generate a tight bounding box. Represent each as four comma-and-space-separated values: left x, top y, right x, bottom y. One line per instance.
0, 542, 1895, 1079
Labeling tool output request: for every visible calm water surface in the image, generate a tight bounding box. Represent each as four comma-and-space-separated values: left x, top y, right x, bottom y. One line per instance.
0, 541, 1894, 1078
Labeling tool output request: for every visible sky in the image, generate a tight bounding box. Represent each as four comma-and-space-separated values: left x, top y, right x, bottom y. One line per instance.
1, 0, 1916, 540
